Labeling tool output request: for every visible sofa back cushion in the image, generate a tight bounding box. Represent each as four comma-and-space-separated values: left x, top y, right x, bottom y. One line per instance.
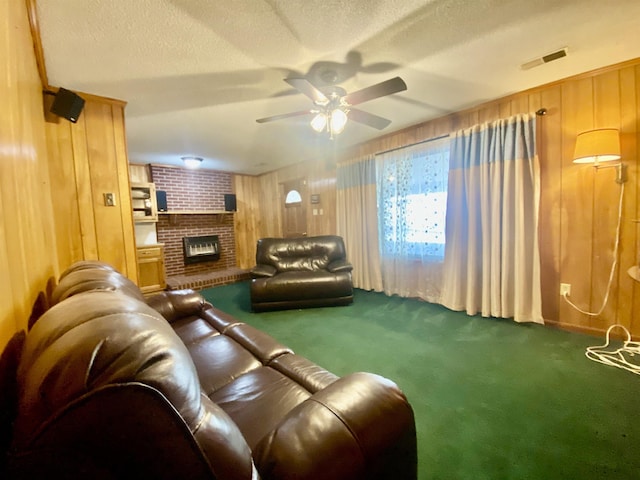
12, 290, 256, 478
50, 266, 145, 306
14, 291, 204, 445
256, 235, 347, 272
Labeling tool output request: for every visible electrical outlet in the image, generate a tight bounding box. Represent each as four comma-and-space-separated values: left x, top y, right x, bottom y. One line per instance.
560, 283, 571, 296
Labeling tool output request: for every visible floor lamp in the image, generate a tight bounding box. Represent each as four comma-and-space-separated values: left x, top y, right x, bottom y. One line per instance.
563, 128, 626, 316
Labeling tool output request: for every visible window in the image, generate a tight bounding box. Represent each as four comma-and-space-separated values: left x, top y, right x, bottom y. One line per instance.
285, 189, 302, 205
377, 137, 450, 261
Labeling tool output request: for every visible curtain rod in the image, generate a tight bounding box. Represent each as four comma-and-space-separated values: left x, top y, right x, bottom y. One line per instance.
376, 133, 450, 156
374, 109, 546, 157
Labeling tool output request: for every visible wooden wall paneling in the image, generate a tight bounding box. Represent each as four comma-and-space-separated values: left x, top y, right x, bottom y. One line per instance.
46, 96, 137, 279
498, 99, 512, 119
84, 102, 132, 277
468, 110, 480, 129
478, 103, 499, 124
0, 0, 58, 349
0, 185, 16, 347
45, 104, 84, 271
1, 150, 35, 337
613, 66, 637, 332
233, 174, 262, 269
307, 161, 337, 236
511, 94, 531, 117
535, 86, 563, 322
559, 77, 596, 330
112, 105, 138, 282
415, 122, 433, 143
257, 171, 282, 238
449, 111, 465, 132
70, 105, 99, 262
591, 70, 622, 329
629, 65, 640, 334
433, 115, 454, 138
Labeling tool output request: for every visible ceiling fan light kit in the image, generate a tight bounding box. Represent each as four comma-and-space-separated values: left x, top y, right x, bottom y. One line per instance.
311, 108, 348, 136
256, 75, 407, 138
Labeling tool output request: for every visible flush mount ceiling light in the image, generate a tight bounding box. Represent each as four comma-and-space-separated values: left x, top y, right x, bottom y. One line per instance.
182, 156, 203, 169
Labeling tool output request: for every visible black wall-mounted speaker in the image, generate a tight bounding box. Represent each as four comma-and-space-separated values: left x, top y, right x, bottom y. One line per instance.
156, 190, 168, 212
224, 193, 237, 212
50, 87, 85, 123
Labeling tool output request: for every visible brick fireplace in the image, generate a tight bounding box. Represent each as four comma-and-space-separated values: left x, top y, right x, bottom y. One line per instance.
150, 165, 237, 278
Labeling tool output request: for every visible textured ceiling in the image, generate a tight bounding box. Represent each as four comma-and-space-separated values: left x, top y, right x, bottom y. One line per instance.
36, 0, 640, 175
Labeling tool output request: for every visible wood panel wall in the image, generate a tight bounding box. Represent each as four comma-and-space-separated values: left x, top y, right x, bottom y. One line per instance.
0, 0, 58, 349
45, 96, 138, 282
0, 1, 138, 351
233, 156, 337, 268
233, 175, 262, 268
236, 59, 640, 337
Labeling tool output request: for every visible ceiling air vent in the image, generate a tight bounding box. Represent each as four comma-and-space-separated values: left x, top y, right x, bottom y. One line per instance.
521, 47, 568, 70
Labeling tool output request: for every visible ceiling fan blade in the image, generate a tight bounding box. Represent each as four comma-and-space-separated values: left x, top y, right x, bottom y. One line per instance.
343, 76, 407, 106
348, 108, 392, 130
256, 110, 312, 123
284, 78, 329, 104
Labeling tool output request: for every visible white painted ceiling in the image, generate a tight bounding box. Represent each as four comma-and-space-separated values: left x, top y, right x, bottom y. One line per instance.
36, 0, 640, 175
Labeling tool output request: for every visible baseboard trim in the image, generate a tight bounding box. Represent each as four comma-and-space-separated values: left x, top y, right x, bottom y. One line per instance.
544, 319, 636, 341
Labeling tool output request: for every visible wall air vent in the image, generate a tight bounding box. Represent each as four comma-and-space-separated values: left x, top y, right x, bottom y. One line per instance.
521, 47, 568, 70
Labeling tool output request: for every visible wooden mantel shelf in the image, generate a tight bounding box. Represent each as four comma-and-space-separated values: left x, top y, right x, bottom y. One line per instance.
159, 210, 232, 215
159, 210, 233, 225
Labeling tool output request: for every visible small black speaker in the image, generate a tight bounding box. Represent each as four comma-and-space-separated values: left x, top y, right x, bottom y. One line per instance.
156, 190, 168, 212
224, 193, 237, 212
50, 87, 85, 123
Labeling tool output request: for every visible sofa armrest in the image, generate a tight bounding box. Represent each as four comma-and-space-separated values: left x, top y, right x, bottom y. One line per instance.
253, 372, 417, 480
327, 259, 353, 273
250, 264, 277, 278
147, 289, 207, 323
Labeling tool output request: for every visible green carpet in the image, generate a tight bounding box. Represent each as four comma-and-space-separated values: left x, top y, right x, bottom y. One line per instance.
201, 282, 639, 480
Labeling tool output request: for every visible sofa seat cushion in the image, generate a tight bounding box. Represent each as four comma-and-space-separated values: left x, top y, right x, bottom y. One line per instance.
251, 271, 352, 303
171, 308, 296, 396
209, 366, 312, 449
184, 332, 263, 394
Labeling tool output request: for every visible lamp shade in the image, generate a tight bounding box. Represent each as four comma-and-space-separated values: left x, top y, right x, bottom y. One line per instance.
573, 128, 621, 164
330, 108, 348, 134
310, 112, 327, 133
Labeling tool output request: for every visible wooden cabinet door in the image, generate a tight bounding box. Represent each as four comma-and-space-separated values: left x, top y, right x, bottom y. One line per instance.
137, 245, 165, 295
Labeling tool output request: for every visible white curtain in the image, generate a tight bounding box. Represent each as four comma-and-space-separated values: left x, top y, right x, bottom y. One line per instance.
376, 137, 450, 302
440, 113, 543, 323
336, 155, 383, 291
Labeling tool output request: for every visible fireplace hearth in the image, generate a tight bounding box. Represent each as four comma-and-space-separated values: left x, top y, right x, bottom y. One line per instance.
183, 235, 220, 264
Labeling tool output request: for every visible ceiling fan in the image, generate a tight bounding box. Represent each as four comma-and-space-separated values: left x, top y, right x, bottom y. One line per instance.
256, 75, 407, 137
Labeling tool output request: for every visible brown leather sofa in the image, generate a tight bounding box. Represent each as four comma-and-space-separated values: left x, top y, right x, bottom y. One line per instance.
3, 261, 417, 479
250, 235, 354, 312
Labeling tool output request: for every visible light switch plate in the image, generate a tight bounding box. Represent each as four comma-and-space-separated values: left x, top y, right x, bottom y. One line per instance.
104, 193, 116, 206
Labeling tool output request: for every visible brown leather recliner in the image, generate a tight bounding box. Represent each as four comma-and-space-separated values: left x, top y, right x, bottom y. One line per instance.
5, 263, 417, 479
250, 235, 354, 312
